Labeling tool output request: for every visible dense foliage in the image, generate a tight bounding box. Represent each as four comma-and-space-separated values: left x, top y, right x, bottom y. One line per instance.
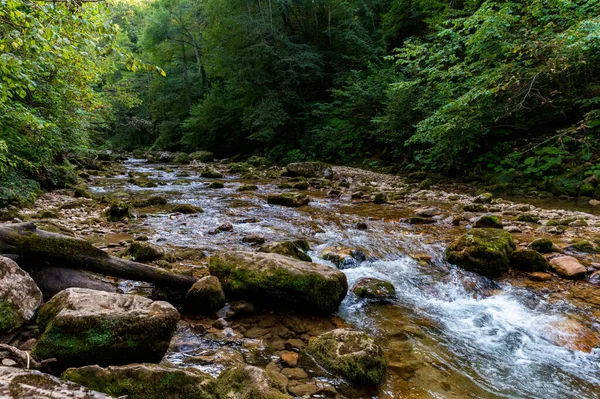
1, 0, 599, 205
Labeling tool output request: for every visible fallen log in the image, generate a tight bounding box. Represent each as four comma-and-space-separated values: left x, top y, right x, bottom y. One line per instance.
25, 266, 120, 298
0, 222, 195, 289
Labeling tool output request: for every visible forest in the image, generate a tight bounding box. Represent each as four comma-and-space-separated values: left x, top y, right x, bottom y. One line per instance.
1, 0, 599, 205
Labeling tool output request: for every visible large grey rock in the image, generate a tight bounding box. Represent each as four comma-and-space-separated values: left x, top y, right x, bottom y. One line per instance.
63, 364, 217, 399
209, 251, 347, 314
32, 288, 179, 370
0, 256, 42, 334
0, 366, 112, 398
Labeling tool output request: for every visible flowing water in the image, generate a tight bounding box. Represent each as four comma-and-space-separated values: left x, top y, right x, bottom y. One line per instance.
90, 159, 600, 399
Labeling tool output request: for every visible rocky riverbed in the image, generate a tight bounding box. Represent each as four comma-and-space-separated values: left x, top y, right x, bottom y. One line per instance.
1, 153, 599, 399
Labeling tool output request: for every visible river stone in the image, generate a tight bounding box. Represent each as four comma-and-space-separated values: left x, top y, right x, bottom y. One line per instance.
510, 249, 549, 272
528, 238, 560, 253
284, 162, 332, 179
63, 364, 217, 399
32, 288, 179, 370
548, 256, 587, 279
190, 151, 214, 162
445, 228, 516, 277
351, 278, 396, 302
121, 241, 164, 262
216, 365, 291, 399
0, 256, 42, 334
473, 215, 503, 229
307, 329, 387, 387
258, 240, 312, 262
415, 207, 441, 217
0, 366, 112, 398
209, 251, 347, 314
185, 276, 226, 315
104, 201, 132, 222
267, 193, 310, 207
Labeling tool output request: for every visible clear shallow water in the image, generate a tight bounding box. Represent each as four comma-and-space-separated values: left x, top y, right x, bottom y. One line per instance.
91, 159, 600, 399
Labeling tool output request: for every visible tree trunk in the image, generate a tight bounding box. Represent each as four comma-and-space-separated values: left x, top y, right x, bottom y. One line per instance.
0, 223, 195, 289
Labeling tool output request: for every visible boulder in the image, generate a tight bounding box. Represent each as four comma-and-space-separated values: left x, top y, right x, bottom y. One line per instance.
258, 240, 311, 262
473, 215, 503, 229
201, 168, 223, 178
373, 192, 387, 204
415, 207, 441, 217
209, 251, 347, 314
32, 288, 179, 370
307, 329, 387, 387
215, 365, 291, 399
284, 162, 332, 179
172, 152, 190, 164
185, 276, 226, 315
156, 152, 174, 162
63, 364, 217, 399
189, 151, 214, 162
351, 278, 396, 302
445, 228, 516, 277
0, 366, 112, 398
172, 204, 203, 214
320, 247, 367, 269
208, 181, 225, 189
104, 201, 131, 222
509, 249, 549, 272
121, 241, 164, 262
548, 256, 587, 279
0, 256, 42, 334
267, 193, 310, 208
528, 238, 560, 253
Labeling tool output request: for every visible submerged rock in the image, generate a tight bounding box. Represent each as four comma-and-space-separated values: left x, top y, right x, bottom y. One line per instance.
215, 365, 291, 399
0, 256, 43, 334
351, 278, 396, 302
548, 256, 587, 279
307, 329, 387, 387
32, 288, 179, 370
259, 240, 311, 262
209, 251, 347, 314
63, 363, 217, 399
510, 249, 549, 272
0, 366, 112, 398
446, 228, 516, 277
267, 193, 310, 208
185, 276, 226, 315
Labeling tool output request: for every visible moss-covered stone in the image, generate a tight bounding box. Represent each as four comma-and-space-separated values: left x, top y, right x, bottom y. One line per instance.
569, 238, 598, 253
0, 298, 22, 334
528, 238, 555, 253
74, 186, 93, 199
121, 242, 164, 262
130, 196, 168, 208
63, 364, 217, 399
292, 181, 309, 190
446, 228, 516, 277
189, 151, 214, 162
418, 179, 431, 190
267, 193, 310, 207
408, 216, 436, 225
171, 204, 203, 214
473, 192, 493, 204
351, 278, 396, 302
510, 249, 549, 272
373, 192, 387, 204
37, 209, 59, 219
201, 168, 223, 178
215, 365, 291, 399
246, 156, 270, 167
474, 215, 503, 229
172, 152, 190, 165
515, 213, 539, 223
104, 201, 131, 222
185, 276, 226, 315
238, 184, 258, 191
227, 162, 252, 174
208, 181, 225, 189
258, 240, 311, 262
32, 288, 179, 371
307, 329, 387, 387
209, 251, 347, 314
579, 183, 595, 197
463, 203, 488, 213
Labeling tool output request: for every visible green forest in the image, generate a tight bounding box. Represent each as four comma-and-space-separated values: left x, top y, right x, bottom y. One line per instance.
1, 0, 600, 206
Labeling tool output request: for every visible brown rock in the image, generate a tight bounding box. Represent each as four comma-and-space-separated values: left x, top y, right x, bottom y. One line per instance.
280, 351, 299, 367
549, 256, 587, 279
287, 382, 318, 397
529, 272, 553, 282
281, 367, 308, 379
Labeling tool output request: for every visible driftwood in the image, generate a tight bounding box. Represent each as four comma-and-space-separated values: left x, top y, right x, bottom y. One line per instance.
25, 267, 120, 298
0, 344, 55, 371
0, 223, 195, 289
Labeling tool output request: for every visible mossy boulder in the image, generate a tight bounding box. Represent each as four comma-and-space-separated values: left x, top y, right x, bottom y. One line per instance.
408, 216, 436, 225
185, 276, 226, 315
171, 204, 203, 214
246, 156, 270, 167
0, 366, 111, 398
528, 238, 557, 253
417, 179, 431, 190
201, 168, 223, 178
474, 215, 503, 229
215, 365, 291, 399
238, 184, 258, 192
579, 183, 595, 197
373, 192, 387, 204
0, 257, 43, 334
121, 242, 164, 262
320, 247, 367, 269
208, 181, 225, 189
446, 228, 516, 277
515, 213, 539, 223
227, 162, 252, 174
74, 185, 93, 199
510, 249, 549, 272
32, 288, 179, 370
307, 329, 387, 387
130, 196, 168, 208
292, 181, 309, 190
569, 238, 598, 253
189, 151, 214, 162
351, 278, 396, 302
209, 251, 347, 314
104, 201, 131, 222
473, 192, 493, 204
258, 240, 311, 262
284, 162, 332, 179
172, 152, 190, 165
267, 193, 310, 207
463, 203, 488, 213
63, 364, 217, 399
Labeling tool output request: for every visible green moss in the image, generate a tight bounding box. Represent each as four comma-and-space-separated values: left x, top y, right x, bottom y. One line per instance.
446, 228, 516, 277
515, 213, 539, 223
0, 298, 22, 333
463, 203, 487, 212
408, 216, 436, 225
74, 186, 93, 199
267, 193, 309, 207
105, 201, 131, 222
201, 168, 223, 178
528, 238, 555, 253
258, 240, 311, 262
227, 162, 251, 174
246, 156, 270, 167
352, 278, 396, 301
579, 183, 595, 197
172, 153, 190, 164
131, 196, 168, 208
418, 179, 431, 190
215, 366, 291, 399
208, 181, 225, 189
570, 238, 598, 253
292, 181, 309, 190
121, 242, 164, 262
171, 204, 203, 214
474, 215, 503, 229
373, 192, 387, 204
510, 249, 548, 272
189, 151, 214, 162
238, 184, 258, 191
